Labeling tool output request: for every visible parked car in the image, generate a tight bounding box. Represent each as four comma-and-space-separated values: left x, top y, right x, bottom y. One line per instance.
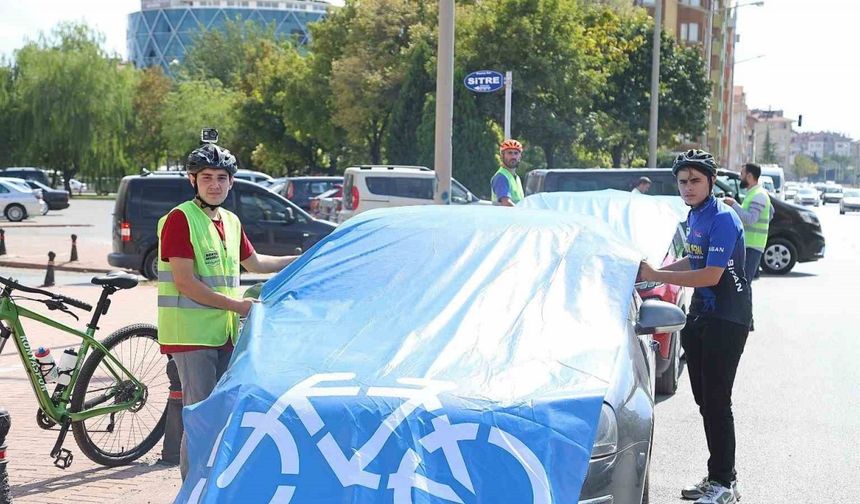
23, 180, 70, 211
839, 189, 860, 214
521, 190, 690, 395
822, 185, 844, 204
281, 176, 343, 211
795, 187, 821, 206
259, 176, 286, 191
108, 172, 337, 279
337, 166, 487, 223
525, 168, 826, 275
61, 178, 88, 195
0, 167, 51, 187
0, 179, 42, 221
718, 171, 826, 275
234, 169, 274, 186
309, 185, 342, 222
0, 177, 47, 214
171, 205, 686, 504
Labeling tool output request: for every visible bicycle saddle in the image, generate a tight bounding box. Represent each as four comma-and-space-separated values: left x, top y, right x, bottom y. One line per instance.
91, 272, 139, 290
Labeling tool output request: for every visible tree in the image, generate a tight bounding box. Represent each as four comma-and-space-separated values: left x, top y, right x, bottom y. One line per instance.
0, 64, 16, 168
760, 128, 778, 164
162, 80, 242, 163
12, 23, 137, 195
131, 66, 172, 170
584, 10, 709, 167
325, 0, 436, 163
384, 40, 434, 165
183, 19, 279, 89
792, 154, 819, 179
458, 0, 608, 168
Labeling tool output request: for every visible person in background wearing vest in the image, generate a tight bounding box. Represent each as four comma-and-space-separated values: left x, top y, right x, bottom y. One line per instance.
632, 176, 652, 194
638, 150, 750, 504
157, 143, 298, 480
491, 139, 525, 206
722, 163, 773, 283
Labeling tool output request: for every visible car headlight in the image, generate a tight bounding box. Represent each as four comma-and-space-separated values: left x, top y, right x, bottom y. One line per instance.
799, 212, 818, 225
591, 403, 618, 458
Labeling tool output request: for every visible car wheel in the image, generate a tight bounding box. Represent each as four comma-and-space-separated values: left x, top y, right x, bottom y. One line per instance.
840, 209, 846, 215
762, 238, 797, 275
4, 204, 26, 222
656, 333, 680, 395
141, 249, 158, 280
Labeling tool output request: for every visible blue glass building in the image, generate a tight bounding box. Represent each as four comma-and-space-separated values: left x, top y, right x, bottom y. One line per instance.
127, 0, 328, 72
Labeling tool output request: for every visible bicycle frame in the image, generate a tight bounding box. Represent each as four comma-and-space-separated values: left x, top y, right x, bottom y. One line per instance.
0, 296, 145, 424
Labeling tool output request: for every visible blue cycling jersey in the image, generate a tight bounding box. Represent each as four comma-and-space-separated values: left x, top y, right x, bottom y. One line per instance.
685, 196, 752, 326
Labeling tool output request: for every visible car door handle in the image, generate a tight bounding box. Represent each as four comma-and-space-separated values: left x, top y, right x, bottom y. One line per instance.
302, 233, 310, 238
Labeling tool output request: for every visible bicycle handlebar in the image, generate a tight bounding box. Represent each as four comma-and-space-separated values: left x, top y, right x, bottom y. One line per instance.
0, 276, 93, 312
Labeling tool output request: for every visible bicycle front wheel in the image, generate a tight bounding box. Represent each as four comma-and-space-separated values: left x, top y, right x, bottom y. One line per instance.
71, 323, 169, 466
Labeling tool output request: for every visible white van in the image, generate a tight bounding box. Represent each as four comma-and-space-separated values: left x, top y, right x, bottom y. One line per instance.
337, 166, 487, 223
759, 175, 776, 196
758, 164, 785, 200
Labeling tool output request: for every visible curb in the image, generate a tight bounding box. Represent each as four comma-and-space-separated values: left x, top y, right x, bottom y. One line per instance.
0, 260, 113, 273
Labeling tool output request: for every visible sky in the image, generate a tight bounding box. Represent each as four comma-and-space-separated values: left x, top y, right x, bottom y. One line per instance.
0, 0, 858, 139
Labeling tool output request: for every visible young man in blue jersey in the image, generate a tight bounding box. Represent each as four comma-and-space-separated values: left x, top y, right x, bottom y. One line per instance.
638, 150, 751, 504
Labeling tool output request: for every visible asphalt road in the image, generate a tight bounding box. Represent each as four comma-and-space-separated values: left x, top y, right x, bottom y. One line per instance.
650, 202, 860, 503
6, 198, 115, 247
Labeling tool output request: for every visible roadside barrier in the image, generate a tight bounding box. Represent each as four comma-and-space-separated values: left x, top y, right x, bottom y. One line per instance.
42, 252, 55, 287
70, 234, 78, 262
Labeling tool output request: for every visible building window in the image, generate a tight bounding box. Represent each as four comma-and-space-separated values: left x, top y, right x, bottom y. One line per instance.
688, 23, 699, 42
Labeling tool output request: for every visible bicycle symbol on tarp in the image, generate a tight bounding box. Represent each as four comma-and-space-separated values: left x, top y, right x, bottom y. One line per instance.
186, 373, 552, 503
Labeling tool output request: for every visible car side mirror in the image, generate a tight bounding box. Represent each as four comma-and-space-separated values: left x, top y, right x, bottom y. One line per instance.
283, 207, 296, 224
635, 299, 686, 335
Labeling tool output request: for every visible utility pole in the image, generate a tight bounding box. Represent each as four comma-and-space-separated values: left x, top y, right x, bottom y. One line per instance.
433, 0, 454, 205
648, 0, 663, 167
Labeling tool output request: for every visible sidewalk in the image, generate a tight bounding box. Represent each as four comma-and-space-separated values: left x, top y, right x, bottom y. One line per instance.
0, 223, 114, 273
0, 284, 181, 503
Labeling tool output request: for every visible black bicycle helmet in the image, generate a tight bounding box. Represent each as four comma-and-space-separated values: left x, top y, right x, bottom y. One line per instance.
671, 149, 718, 177
186, 144, 238, 176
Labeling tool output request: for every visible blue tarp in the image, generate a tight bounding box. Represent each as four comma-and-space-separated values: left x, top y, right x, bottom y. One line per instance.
520, 190, 687, 266
175, 205, 642, 504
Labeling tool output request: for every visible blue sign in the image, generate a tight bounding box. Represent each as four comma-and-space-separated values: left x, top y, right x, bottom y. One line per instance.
464, 70, 505, 93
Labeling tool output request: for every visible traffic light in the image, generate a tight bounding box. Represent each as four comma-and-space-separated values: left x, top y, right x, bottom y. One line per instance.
798, 114, 803, 127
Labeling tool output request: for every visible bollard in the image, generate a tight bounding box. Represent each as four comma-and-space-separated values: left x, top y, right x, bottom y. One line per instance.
160, 357, 183, 465
42, 251, 56, 288
69, 234, 78, 262
0, 229, 5, 256
0, 407, 11, 504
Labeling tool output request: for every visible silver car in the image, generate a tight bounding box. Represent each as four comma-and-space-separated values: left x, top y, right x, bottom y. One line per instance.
840, 189, 860, 214
795, 187, 820, 207
0, 179, 42, 221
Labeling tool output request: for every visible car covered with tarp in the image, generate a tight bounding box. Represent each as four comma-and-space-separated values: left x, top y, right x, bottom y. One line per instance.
520, 190, 691, 395
174, 205, 685, 504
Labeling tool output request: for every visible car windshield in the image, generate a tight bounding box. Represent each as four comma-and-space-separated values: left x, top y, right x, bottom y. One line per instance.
799, 188, 816, 195
825, 187, 842, 193
843, 190, 860, 198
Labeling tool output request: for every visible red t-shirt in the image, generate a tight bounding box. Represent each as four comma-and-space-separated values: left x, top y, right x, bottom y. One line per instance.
159, 209, 255, 354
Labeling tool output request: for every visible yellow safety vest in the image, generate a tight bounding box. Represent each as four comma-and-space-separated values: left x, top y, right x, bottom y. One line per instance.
156, 200, 242, 347
741, 185, 771, 251
491, 167, 524, 204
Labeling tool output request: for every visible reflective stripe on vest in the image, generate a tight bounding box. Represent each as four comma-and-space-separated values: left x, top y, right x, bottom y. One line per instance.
491, 167, 524, 204
156, 201, 242, 347
741, 185, 771, 251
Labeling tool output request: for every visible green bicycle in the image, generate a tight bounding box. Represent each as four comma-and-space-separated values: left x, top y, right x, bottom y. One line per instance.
0, 273, 168, 469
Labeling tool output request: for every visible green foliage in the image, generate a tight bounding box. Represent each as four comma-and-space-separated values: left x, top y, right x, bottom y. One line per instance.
385, 41, 434, 165
130, 66, 172, 170
793, 153, 819, 178
162, 80, 242, 163
11, 23, 137, 194
760, 129, 777, 164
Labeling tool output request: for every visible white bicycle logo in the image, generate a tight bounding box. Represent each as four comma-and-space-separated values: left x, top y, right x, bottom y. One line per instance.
187, 373, 552, 503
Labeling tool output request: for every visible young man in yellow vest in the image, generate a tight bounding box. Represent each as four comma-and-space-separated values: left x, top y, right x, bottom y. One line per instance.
490, 139, 525, 206
722, 163, 773, 282
157, 143, 298, 479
